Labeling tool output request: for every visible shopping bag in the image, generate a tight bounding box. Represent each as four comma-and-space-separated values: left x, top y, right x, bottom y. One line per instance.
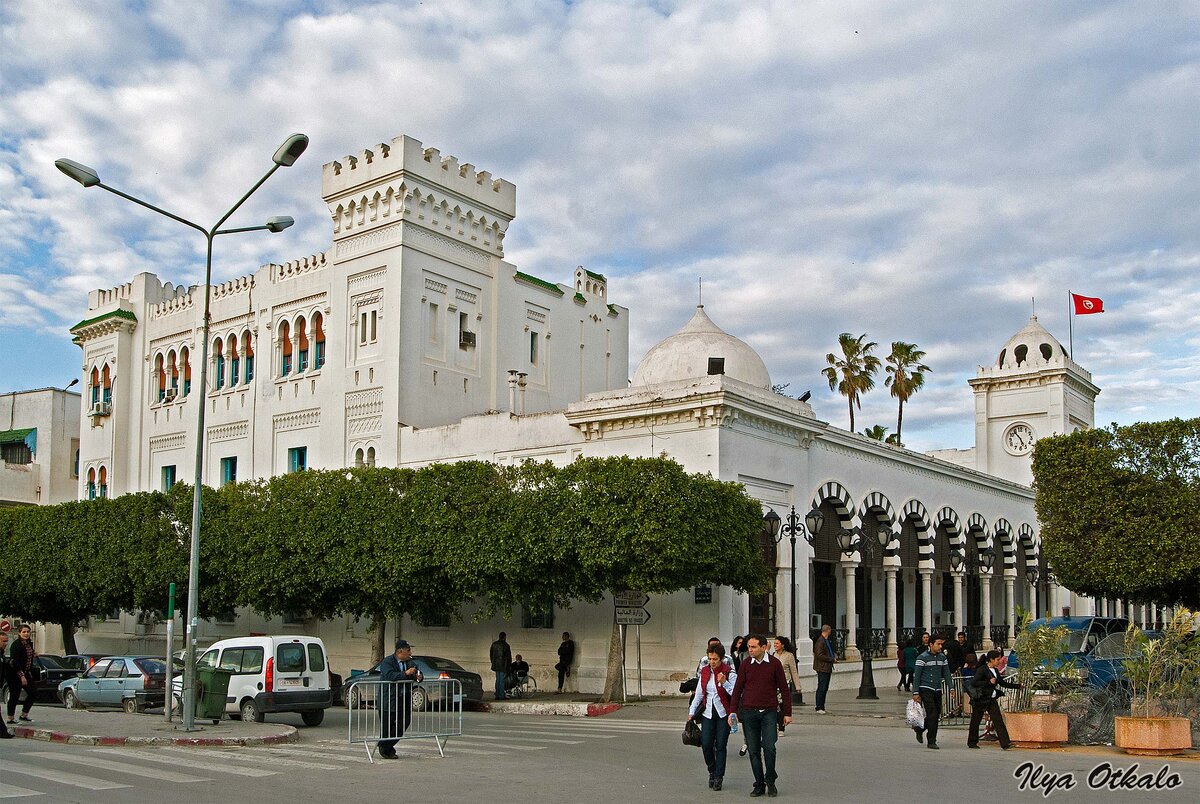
905, 698, 926, 729
682, 718, 703, 747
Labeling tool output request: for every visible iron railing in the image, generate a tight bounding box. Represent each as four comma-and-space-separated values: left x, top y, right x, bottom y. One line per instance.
855, 627, 889, 658
990, 625, 1011, 650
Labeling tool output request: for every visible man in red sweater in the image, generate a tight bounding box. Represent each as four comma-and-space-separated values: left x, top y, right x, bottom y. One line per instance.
729, 634, 792, 797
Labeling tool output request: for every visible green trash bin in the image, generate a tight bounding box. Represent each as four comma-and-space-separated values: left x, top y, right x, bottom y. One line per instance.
195, 667, 233, 723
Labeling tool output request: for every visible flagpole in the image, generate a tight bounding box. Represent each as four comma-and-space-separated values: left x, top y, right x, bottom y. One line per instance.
1067, 290, 1074, 360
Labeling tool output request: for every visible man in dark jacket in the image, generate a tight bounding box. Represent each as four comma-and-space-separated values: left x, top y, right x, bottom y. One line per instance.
6, 624, 37, 725
912, 635, 954, 749
729, 634, 792, 798
555, 632, 575, 694
0, 632, 14, 737
489, 632, 512, 700
377, 639, 423, 759
967, 649, 1019, 749
812, 624, 836, 713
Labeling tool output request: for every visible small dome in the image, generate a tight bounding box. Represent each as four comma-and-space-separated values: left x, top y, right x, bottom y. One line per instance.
996, 315, 1068, 369
633, 305, 771, 388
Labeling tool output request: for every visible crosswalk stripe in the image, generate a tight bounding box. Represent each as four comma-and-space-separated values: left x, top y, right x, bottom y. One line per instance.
3, 760, 130, 791
155, 746, 345, 771
462, 734, 582, 745
471, 728, 618, 739
0, 781, 43, 800
95, 749, 278, 777
316, 740, 506, 757
23, 752, 209, 784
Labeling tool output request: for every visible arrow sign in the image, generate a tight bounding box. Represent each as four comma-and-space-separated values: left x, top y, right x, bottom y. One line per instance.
615, 606, 650, 625
614, 590, 650, 608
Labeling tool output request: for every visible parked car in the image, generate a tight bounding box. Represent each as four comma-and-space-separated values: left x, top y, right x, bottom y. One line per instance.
57, 656, 168, 713
1, 656, 81, 707
1078, 630, 1163, 693
60, 654, 108, 673
1007, 616, 1130, 684
170, 635, 332, 726
345, 655, 484, 711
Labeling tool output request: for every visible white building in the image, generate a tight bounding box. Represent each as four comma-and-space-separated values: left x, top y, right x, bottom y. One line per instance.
1, 387, 81, 508
70, 133, 1132, 691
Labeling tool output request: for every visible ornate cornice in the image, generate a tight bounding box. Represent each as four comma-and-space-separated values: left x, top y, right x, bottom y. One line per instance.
346, 387, 384, 417
273, 408, 321, 432
209, 421, 249, 443
71, 309, 137, 344
149, 432, 186, 452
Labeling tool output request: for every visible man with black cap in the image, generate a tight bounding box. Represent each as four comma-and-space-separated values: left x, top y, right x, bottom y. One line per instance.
378, 639, 423, 759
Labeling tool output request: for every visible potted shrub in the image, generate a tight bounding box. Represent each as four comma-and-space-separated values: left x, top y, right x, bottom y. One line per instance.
1115, 608, 1198, 757
1004, 610, 1074, 748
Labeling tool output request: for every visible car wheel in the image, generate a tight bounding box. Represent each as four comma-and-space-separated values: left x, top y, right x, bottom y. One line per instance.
301, 709, 325, 727
347, 686, 360, 709
412, 686, 427, 712
240, 699, 264, 723
64, 689, 84, 710
123, 698, 139, 715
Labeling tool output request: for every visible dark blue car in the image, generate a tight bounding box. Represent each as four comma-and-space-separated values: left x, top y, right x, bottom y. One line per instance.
1006, 616, 1130, 686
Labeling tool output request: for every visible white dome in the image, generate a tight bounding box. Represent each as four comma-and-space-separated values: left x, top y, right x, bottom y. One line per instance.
997, 315, 1068, 369
632, 306, 772, 389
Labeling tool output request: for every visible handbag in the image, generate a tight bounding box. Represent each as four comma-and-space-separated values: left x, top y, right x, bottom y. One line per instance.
679, 677, 698, 694
682, 718, 702, 747
905, 698, 926, 729
790, 687, 802, 705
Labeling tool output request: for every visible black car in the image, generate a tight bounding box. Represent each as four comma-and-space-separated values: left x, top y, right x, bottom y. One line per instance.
60, 654, 108, 674
1, 655, 82, 707
345, 655, 484, 710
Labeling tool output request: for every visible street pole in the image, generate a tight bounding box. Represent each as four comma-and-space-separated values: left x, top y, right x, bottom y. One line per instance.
164, 582, 175, 722
55, 134, 308, 732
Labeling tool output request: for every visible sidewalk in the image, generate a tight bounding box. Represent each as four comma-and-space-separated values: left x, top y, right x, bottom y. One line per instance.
6, 708, 298, 747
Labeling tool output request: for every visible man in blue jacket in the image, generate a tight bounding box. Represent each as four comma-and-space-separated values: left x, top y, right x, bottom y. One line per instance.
378, 639, 423, 759
912, 635, 954, 749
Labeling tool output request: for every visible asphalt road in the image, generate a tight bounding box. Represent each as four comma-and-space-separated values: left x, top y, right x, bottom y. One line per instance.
2, 707, 1198, 803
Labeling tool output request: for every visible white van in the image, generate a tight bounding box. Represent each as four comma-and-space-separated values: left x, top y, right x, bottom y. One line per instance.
173, 635, 332, 726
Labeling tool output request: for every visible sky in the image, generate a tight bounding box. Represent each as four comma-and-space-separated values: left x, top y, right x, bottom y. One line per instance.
1, 0, 1197, 452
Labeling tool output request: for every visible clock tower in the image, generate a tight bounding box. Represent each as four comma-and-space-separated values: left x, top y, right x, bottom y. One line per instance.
968, 316, 1100, 486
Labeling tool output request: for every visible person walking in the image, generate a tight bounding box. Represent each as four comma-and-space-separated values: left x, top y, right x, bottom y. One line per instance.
729, 635, 748, 671
967, 649, 1018, 750
687, 644, 737, 791
772, 636, 800, 733
911, 635, 954, 749
6, 624, 38, 725
901, 640, 919, 692
377, 639, 423, 759
729, 634, 791, 798
489, 632, 512, 700
0, 632, 15, 738
812, 624, 836, 713
555, 631, 575, 694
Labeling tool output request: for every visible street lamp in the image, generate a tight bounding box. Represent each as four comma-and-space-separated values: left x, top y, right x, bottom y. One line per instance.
764, 505, 824, 706
55, 133, 308, 732
838, 523, 893, 700
950, 546, 995, 648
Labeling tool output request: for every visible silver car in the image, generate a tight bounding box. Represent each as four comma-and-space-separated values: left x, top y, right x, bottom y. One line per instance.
57, 656, 168, 714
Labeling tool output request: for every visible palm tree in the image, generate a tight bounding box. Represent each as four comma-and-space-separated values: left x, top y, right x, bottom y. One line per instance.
863, 424, 889, 441
822, 332, 880, 432
885, 341, 931, 446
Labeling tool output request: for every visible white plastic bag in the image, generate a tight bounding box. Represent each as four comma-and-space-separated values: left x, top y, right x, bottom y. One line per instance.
905, 698, 926, 729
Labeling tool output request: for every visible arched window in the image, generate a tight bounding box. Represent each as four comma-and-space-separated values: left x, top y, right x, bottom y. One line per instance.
98, 465, 108, 498
366, 446, 376, 467
101, 365, 112, 406
181, 347, 192, 396
242, 332, 254, 383
86, 467, 96, 500
229, 334, 240, 388
313, 312, 326, 370
214, 337, 226, 389
90, 367, 100, 405
168, 350, 179, 394
155, 354, 166, 402
354, 448, 364, 468
297, 316, 309, 372
279, 321, 292, 376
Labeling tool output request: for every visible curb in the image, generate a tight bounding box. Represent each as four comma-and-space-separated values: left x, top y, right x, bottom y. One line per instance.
10, 724, 299, 747
479, 701, 623, 717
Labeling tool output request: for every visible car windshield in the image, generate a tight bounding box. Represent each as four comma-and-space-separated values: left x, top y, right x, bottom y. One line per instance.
136, 659, 167, 674
1063, 632, 1087, 653
38, 656, 66, 669
418, 656, 464, 671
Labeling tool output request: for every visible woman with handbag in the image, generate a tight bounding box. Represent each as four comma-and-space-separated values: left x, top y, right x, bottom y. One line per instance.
686, 644, 737, 791
772, 636, 800, 734
6, 624, 39, 724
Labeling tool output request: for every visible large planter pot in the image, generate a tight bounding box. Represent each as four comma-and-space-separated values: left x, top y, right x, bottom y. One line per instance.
1006, 711, 1068, 749
1114, 716, 1193, 757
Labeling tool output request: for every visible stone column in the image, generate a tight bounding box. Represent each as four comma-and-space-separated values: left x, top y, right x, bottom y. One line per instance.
919, 569, 933, 633
951, 571, 965, 630
885, 567, 898, 657
1004, 574, 1016, 646
843, 562, 861, 661
981, 573, 994, 649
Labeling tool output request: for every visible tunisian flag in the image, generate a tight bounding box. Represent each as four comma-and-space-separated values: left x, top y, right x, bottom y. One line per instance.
1071, 293, 1104, 315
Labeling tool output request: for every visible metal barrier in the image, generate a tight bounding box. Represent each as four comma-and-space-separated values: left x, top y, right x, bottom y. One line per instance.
346, 678, 463, 763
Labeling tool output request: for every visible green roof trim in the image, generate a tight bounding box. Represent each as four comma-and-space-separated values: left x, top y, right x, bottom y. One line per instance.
573, 292, 587, 304
70, 308, 138, 334
513, 271, 565, 296
584, 269, 607, 282
0, 428, 35, 444
607, 304, 619, 316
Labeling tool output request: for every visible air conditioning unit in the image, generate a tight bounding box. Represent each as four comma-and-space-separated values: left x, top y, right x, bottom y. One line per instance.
90, 402, 111, 417
164, 388, 177, 401
459, 330, 477, 348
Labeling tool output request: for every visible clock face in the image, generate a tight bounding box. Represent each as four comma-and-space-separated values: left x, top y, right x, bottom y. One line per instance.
1004, 422, 1036, 455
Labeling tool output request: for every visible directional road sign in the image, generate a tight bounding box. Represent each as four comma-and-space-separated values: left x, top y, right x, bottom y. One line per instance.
614, 590, 649, 608
615, 606, 651, 625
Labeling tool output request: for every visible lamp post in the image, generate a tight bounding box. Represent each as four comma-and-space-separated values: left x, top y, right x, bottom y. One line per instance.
764, 505, 825, 705
950, 545, 995, 649
837, 523, 893, 700
55, 134, 308, 732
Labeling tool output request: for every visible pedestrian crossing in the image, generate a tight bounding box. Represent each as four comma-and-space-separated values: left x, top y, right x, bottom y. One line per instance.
0, 717, 681, 798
